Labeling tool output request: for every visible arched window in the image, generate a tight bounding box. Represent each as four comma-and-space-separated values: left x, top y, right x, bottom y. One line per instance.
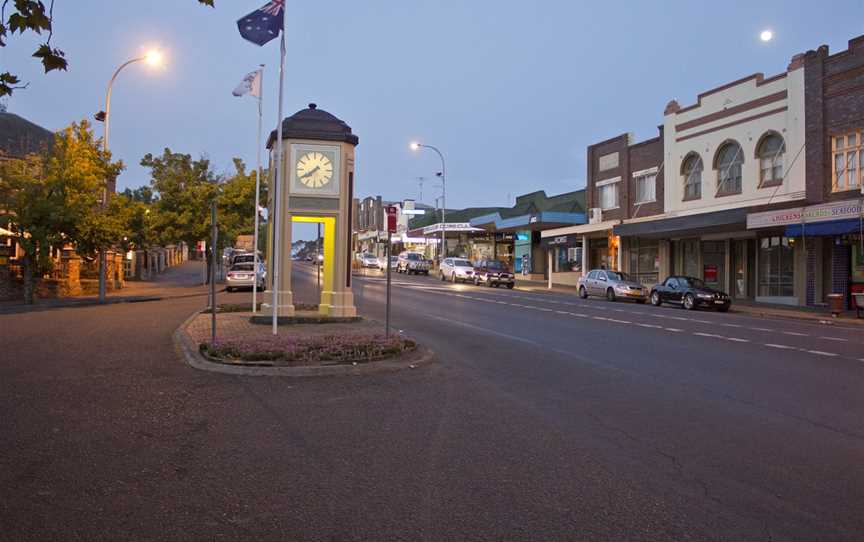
682, 153, 702, 200
716, 142, 743, 195
757, 133, 785, 186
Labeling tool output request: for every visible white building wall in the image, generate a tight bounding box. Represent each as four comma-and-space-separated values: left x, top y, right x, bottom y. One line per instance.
663, 66, 806, 217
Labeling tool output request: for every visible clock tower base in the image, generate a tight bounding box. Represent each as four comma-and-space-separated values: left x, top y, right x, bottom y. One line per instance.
319, 290, 356, 318
261, 289, 295, 318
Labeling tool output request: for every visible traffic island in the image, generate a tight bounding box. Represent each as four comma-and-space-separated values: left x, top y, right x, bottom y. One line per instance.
174, 306, 433, 376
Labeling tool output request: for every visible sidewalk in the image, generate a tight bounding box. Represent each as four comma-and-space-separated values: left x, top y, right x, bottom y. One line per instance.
0, 261, 213, 314
514, 278, 864, 326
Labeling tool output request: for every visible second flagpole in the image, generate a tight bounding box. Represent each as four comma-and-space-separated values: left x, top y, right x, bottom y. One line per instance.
252, 64, 264, 314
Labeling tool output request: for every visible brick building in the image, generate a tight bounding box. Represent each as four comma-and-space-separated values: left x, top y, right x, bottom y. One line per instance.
746, 36, 864, 308
541, 130, 663, 286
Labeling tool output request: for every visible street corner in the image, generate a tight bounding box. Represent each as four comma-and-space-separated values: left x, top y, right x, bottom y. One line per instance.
173, 308, 435, 378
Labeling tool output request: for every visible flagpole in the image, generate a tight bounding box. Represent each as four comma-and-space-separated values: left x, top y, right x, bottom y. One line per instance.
271, 17, 287, 336
252, 64, 264, 313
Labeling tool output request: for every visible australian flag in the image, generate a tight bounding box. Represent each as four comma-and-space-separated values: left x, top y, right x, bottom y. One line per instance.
237, 0, 284, 46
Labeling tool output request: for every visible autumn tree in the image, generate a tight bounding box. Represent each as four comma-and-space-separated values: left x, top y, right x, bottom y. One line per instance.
217, 158, 267, 249
0, 119, 122, 303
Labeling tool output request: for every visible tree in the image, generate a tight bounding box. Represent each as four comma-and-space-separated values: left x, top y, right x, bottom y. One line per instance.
121, 185, 155, 205
141, 148, 218, 250
0, 119, 122, 303
217, 158, 266, 249
0, 0, 215, 97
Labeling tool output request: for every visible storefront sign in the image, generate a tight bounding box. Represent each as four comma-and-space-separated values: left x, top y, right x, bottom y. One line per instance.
747, 200, 864, 229
704, 264, 718, 282
421, 223, 483, 234
542, 234, 579, 247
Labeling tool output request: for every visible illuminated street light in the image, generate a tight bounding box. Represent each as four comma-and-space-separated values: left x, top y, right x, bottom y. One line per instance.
760, 30, 773, 42
410, 141, 447, 265
93, 49, 166, 303
144, 49, 164, 68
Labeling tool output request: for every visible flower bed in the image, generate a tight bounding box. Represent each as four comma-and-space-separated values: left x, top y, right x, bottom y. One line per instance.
200, 334, 416, 365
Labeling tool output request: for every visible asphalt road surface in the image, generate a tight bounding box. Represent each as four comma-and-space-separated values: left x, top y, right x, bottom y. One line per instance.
2, 261, 863, 541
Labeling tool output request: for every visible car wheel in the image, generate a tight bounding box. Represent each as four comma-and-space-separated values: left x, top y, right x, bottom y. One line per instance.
488, 280, 495, 287
424, 271, 429, 275
451, 273, 457, 283
440, 271, 445, 281
717, 304, 730, 313
650, 291, 662, 306
506, 283, 514, 289
683, 293, 696, 310
606, 288, 616, 302
579, 286, 588, 299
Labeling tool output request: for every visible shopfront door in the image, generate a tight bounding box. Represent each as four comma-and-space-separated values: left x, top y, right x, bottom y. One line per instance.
702, 241, 726, 291
731, 240, 747, 298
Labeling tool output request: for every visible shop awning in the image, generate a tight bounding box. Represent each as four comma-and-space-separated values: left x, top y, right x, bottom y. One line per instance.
613, 208, 748, 238
785, 218, 864, 237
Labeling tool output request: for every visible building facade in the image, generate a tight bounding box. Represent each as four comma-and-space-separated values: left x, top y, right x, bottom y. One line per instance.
745, 37, 864, 309
541, 132, 663, 286
614, 58, 808, 305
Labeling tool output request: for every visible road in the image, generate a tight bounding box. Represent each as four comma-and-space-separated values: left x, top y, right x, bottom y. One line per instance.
1, 260, 863, 541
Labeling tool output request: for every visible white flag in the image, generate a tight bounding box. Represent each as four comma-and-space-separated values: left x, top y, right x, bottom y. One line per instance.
232, 70, 261, 98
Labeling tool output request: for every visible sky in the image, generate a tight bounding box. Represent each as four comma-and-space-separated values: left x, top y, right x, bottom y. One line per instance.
3, 0, 864, 241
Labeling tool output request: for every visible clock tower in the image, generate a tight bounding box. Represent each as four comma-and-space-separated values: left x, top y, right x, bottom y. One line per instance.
265, 103, 358, 318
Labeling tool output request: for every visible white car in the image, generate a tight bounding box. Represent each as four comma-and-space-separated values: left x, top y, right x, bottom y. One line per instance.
360, 254, 380, 268
440, 257, 475, 283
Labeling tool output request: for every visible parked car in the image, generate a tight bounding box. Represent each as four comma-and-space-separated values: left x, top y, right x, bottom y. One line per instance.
440, 257, 475, 283
396, 252, 431, 275
360, 254, 380, 268
473, 260, 514, 288
649, 275, 731, 311
305, 254, 313, 262
578, 269, 647, 303
226, 262, 266, 292
377, 255, 398, 270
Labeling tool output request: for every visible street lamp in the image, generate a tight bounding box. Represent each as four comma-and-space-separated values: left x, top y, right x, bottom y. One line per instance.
93, 48, 165, 303
410, 141, 447, 264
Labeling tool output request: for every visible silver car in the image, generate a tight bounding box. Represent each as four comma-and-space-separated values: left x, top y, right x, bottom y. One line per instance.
226, 262, 266, 292
577, 269, 647, 303
439, 257, 474, 283
360, 254, 380, 268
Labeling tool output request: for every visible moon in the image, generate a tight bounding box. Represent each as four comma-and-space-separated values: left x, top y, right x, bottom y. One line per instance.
760, 30, 773, 42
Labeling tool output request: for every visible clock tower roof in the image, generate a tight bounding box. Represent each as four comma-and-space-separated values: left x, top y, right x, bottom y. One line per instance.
267, 103, 359, 148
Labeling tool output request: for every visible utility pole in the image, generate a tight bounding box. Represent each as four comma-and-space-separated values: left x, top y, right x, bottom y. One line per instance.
210, 201, 217, 345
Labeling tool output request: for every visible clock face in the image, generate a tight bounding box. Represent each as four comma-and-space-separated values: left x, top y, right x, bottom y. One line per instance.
296, 151, 333, 189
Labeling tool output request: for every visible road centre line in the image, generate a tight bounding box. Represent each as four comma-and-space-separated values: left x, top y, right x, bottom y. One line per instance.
807, 350, 839, 357
820, 337, 848, 342
765, 344, 796, 349
783, 331, 809, 337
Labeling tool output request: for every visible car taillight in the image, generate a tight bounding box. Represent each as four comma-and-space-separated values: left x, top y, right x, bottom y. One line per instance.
227, 272, 236, 278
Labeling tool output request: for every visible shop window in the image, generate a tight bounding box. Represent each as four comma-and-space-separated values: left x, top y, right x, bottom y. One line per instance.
832, 131, 862, 192
758, 236, 795, 298
716, 141, 743, 196
597, 179, 619, 210
682, 154, 702, 200
628, 240, 659, 285
634, 173, 656, 204
757, 133, 785, 187
554, 246, 582, 272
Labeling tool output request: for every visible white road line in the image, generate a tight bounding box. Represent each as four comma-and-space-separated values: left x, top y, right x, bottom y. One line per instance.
782, 331, 809, 337
592, 316, 610, 321
637, 323, 664, 329
664, 328, 684, 332
725, 337, 751, 343
753, 327, 773, 332
568, 312, 588, 318
607, 319, 632, 324
819, 337, 848, 342
765, 344, 795, 349
721, 323, 742, 328
693, 332, 724, 339
807, 350, 839, 357
555, 310, 569, 314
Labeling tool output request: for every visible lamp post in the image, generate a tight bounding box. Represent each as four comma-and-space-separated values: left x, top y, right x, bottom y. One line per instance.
410, 142, 446, 264
94, 49, 163, 303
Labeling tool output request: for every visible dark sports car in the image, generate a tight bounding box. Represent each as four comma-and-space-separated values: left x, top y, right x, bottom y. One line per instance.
649, 276, 731, 312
